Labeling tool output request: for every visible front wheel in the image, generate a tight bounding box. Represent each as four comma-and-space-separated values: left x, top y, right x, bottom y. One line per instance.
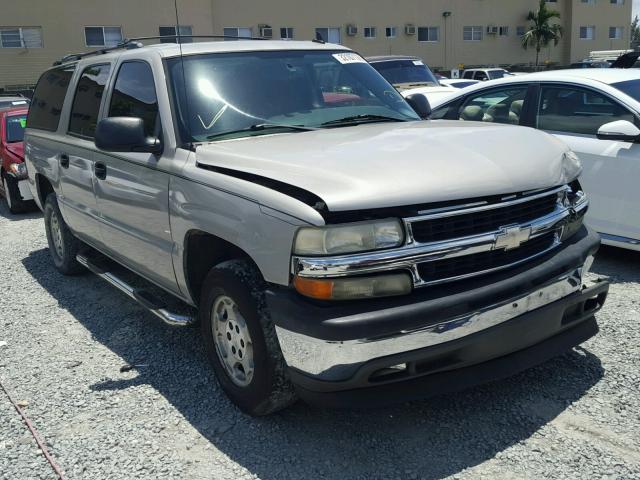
200, 259, 297, 416
43, 194, 84, 275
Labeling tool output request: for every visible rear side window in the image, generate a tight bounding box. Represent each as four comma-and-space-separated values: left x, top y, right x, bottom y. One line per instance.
68, 63, 112, 138
108, 61, 159, 137
537, 85, 635, 135
28, 66, 75, 131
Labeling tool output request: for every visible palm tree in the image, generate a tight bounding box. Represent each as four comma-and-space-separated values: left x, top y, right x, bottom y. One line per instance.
521, 0, 563, 69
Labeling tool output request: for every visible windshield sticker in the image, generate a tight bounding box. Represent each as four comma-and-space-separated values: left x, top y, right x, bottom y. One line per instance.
19, 118, 27, 128
412, 60, 424, 66
333, 52, 366, 65
11, 100, 27, 105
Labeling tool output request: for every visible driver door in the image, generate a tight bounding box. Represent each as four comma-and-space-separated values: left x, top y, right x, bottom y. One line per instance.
536, 83, 640, 242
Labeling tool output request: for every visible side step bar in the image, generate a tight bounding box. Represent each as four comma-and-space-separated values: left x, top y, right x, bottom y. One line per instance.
76, 254, 195, 327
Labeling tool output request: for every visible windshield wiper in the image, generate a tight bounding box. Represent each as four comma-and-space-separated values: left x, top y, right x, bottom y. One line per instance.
205, 123, 315, 140
321, 114, 408, 127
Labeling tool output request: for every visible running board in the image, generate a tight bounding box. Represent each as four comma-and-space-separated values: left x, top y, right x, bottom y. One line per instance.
76, 254, 195, 327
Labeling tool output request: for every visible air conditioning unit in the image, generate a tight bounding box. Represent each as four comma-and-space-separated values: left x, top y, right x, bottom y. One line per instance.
346, 24, 358, 36
405, 24, 416, 35
259, 25, 273, 38
486, 26, 498, 35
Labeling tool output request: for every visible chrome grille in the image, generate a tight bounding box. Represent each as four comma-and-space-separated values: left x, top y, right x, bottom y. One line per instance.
417, 232, 558, 283
410, 192, 558, 244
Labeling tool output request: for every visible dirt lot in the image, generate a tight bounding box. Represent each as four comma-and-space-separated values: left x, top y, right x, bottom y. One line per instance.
1, 201, 639, 480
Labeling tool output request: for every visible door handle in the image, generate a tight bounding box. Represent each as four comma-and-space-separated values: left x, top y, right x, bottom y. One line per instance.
60, 154, 69, 169
95, 162, 107, 180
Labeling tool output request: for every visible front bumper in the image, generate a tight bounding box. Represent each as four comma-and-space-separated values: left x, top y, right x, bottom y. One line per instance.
268, 226, 608, 405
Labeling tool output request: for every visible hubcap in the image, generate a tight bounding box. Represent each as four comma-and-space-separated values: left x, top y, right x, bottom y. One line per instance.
49, 211, 64, 260
211, 295, 254, 387
3, 177, 11, 209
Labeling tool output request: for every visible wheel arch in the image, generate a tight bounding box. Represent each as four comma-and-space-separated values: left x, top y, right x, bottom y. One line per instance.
183, 229, 264, 305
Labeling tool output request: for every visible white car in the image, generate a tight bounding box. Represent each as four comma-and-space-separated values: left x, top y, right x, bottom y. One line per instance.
439, 78, 480, 89
430, 69, 640, 251
366, 55, 456, 104
462, 68, 514, 81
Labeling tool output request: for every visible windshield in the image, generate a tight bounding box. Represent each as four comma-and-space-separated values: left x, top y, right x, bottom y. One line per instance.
167, 50, 418, 143
371, 59, 439, 86
612, 79, 640, 102
5, 114, 26, 143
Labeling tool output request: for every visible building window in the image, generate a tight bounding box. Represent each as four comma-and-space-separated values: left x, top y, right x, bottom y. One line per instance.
499, 26, 509, 36
280, 27, 294, 39
223, 27, 252, 40
463, 26, 483, 41
546, 0, 558, 2
516, 26, 526, 37
581, 0, 596, 4
610, 0, 624, 4
385, 27, 397, 38
159, 26, 193, 43
609, 26, 623, 39
315, 27, 341, 44
84, 26, 123, 47
0, 27, 43, 48
580, 26, 595, 39
418, 27, 439, 42
364, 27, 377, 38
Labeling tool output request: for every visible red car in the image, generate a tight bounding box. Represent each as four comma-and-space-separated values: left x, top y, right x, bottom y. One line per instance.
0, 106, 34, 213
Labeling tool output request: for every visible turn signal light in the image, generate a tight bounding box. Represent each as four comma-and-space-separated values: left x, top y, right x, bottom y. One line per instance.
294, 273, 412, 300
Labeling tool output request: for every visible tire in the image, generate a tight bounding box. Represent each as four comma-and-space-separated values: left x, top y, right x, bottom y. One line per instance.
2, 173, 28, 214
43, 194, 85, 275
200, 259, 297, 416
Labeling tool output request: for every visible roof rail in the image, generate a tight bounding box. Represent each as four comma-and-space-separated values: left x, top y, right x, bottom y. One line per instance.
53, 40, 143, 66
52, 35, 268, 66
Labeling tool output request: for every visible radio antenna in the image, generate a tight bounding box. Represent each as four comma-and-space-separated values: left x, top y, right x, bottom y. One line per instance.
174, 0, 194, 149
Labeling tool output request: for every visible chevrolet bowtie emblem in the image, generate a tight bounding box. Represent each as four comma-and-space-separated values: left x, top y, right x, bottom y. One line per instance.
494, 225, 532, 251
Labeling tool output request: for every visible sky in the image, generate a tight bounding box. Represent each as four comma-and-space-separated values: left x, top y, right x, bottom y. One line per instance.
634, 0, 640, 20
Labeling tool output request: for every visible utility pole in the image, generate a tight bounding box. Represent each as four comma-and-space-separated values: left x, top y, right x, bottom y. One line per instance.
442, 11, 452, 70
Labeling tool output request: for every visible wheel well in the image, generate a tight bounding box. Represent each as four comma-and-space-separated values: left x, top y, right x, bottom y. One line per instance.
184, 231, 260, 304
36, 174, 54, 205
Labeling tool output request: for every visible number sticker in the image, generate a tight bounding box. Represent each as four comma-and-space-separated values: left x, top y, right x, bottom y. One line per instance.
333, 52, 366, 65
19, 118, 27, 128
413, 60, 424, 66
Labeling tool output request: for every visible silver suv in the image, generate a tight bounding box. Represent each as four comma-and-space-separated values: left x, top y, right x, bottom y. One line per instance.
24, 39, 608, 415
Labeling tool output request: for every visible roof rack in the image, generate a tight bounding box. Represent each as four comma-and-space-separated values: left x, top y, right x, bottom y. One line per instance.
52, 35, 268, 66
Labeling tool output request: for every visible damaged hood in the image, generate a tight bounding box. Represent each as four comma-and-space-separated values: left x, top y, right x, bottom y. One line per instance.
195, 121, 570, 212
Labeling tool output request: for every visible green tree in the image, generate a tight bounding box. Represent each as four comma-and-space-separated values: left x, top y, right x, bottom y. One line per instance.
521, 0, 563, 69
631, 16, 640, 50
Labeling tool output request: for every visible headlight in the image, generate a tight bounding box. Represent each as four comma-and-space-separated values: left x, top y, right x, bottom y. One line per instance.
293, 219, 404, 256
8, 162, 27, 178
560, 150, 582, 183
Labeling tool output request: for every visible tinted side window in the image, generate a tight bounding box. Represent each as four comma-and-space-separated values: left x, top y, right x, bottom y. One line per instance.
459, 86, 528, 125
537, 85, 635, 135
109, 62, 159, 137
27, 66, 75, 131
68, 64, 111, 138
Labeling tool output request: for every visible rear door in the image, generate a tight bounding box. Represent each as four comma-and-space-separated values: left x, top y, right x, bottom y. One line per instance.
61, 63, 112, 242
93, 60, 178, 292
535, 83, 640, 241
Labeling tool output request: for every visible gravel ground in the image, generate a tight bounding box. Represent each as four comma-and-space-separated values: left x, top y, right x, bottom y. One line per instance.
1, 200, 639, 480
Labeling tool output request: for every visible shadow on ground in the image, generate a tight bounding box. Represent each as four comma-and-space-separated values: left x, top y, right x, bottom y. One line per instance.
21, 246, 618, 480
0, 198, 41, 222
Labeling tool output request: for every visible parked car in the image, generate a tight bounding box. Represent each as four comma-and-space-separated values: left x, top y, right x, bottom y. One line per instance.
0, 94, 30, 110
429, 68, 640, 251
569, 61, 610, 69
366, 55, 456, 103
439, 78, 480, 89
0, 106, 34, 213
462, 68, 513, 81
25, 40, 607, 415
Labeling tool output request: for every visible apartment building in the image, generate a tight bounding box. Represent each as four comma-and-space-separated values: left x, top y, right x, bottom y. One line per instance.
0, 0, 632, 92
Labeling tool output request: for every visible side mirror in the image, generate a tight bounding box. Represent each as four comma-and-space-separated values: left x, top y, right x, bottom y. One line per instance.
596, 120, 640, 142
95, 117, 162, 155
405, 93, 432, 119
